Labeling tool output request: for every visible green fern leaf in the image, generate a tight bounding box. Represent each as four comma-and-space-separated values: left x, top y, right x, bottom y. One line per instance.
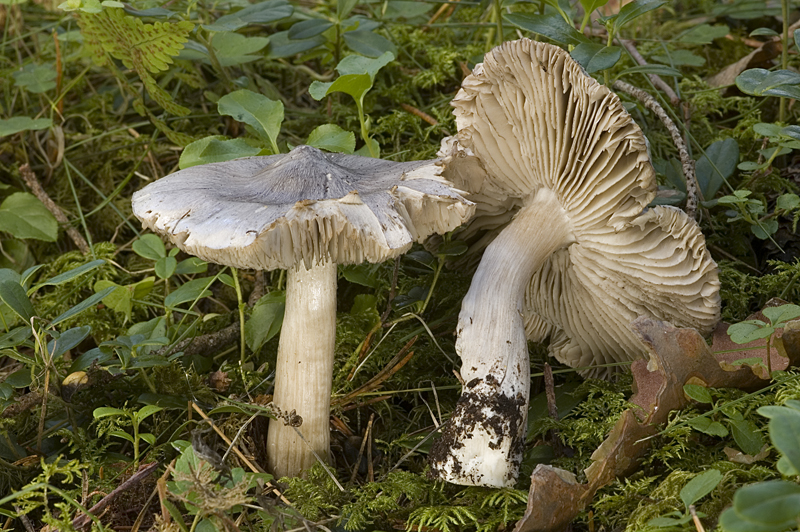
78, 8, 193, 115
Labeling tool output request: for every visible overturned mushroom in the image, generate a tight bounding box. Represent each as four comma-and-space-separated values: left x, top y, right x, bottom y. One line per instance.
429, 40, 720, 488
132, 145, 474, 478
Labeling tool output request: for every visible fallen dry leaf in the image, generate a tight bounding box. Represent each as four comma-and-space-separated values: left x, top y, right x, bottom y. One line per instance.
707, 40, 781, 88
513, 310, 800, 532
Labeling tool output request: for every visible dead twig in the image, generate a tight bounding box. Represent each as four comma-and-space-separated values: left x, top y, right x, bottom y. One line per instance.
72, 462, 160, 529
19, 164, 90, 254
332, 336, 417, 407
612, 80, 700, 219
158, 321, 240, 358
616, 38, 680, 106
400, 103, 439, 126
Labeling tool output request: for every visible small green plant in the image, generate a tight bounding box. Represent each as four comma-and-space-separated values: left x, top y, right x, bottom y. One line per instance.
647, 469, 723, 528
719, 400, 800, 532
727, 304, 800, 374
164, 440, 273, 532
93, 404, 163, 468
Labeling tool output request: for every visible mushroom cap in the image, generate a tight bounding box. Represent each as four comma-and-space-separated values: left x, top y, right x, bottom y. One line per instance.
525, 206, 721, 377
132, 145, 475, 270
450, 38, 656, 233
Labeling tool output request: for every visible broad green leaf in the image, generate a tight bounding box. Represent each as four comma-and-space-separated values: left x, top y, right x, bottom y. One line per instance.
140, 433, 156, 445
47, 326, 92, 360
736, 69, 800, 100
135, 404, 163, 422
796, 29, 800, 54
687, 416, 728, 437
203, 0, 292, 32
133, 234, 166, 260
0, 192, 58, 241
759, 404, 800, 474
5, 369, 31, 388
245, 291, 285, 351
109, 429, 135, 443
762, 304, 800, 326
751, 219, 779, 240
650, 49, 705, 67
337, 0, 358, 20
579, 0, 610, 14
695, 139, 738, 199
164, 278, 214, 308
93, 406, 127, 418
307, 124, 356, 153
751, 27, 779, 37
570, 43, 621, 74
0, 116, 52, 137
155, 256, 177, 279
266, 30, 326, 59
0, 326, 32, 350
776, 194, 800, 211
287, 18, 333, 39
95, 277, 154, 321
36, 259, 105, 288
218, 90, 283, 152
648, 514, 693, 528
753, 122, 783, 138
727, 321, 773, 344
505, 13, 589, 47
676, 24, 729, 44
0, 280, 35, 322
437, 241, 468, 257
382, 1, 434, 20
310, 74, 372, 102
341, 263, 382, 289
728, 418, 765, 456
680, 470, 722, 510
174, 257, 208, 275
179, 136, 262, 169
12, 64, 57, 93
343, 29, 397, 58
683, 384, 713, 404
52, 287, 115, 325
611, 0, 666, 33
720, 481, 800, 532
208, 32, 270, 66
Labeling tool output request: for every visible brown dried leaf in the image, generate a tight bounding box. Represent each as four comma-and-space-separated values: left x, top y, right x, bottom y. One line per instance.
707, 40, 781, 88
513, 465, 587, 532
513, 312, 800, 532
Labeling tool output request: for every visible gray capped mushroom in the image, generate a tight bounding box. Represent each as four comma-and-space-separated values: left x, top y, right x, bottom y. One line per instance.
132, 145, 474, 478
429, 39, 720, 488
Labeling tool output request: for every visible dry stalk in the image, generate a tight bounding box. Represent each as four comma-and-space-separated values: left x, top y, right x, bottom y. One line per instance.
612, 80, 700, 219
616, 38, 680, 106
19, 164, 90, 254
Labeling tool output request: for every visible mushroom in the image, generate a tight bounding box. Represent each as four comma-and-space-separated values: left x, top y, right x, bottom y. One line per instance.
428, 39, 720, 487
131, 145, 474, 478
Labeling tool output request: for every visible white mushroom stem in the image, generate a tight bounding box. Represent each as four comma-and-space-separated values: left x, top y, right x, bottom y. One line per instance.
430, 188, 575, 487
267, 261, 337, 478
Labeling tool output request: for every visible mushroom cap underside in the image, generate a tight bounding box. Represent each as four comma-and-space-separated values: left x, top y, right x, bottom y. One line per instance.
524, 206, 721, 377
132, 146, 475, 270
451, 38, 657, 233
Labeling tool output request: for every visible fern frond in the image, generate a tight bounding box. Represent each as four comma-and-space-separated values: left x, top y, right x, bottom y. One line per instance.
78, 8, 193, 116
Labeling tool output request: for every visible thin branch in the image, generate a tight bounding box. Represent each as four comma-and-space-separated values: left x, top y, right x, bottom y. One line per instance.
613, 80, 700, 219
72, 462, 159, 529
616, 38, 680, 106
19, 164, 90, 254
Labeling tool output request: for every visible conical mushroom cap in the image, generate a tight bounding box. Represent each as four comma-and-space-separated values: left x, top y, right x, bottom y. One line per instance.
525, 206, 721, 377
451, 38, 656, 233
132, 145, 475, 270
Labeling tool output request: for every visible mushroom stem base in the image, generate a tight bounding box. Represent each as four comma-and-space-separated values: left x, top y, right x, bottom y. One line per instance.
267, 261, 337, 478
430, 188, 573, 487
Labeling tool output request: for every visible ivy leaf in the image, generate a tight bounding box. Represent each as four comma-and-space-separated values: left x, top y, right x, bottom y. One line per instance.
720, 481, 800, 532
0, 192, 58, 241
218, 90, 284, 153
132, 234, 166, 261
727, 321, 773, 344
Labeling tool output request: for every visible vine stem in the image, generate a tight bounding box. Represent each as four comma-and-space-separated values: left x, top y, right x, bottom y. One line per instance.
612, 80, 700, 219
